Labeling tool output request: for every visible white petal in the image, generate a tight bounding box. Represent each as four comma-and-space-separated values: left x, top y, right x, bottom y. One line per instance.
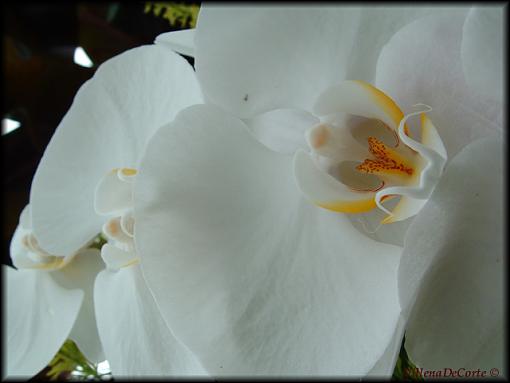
31, 45, 203, 256
367, 314, 406, 377
375, 112, 448, 225
94, 169, 133, 215
19, 204, 31, 230
383, 196, 427, 225
9, 205, 39, 269
155, 29, 195, 57
120, 211, 134, 237
420, 113, 447, 159
375, 12, 502, 157
100, 244, 137, 271
399, 135, 504, 370
347, 209, 411, 247
135, 104, 403, 375
314, 80, 406, 134
4, 265, 83, 377
10, 225, 38, 269
345, 6, 465, 81
50, 249, 105, 363
244, 108, 318, 155
195, 6, 461, 118
461, 7, 503, 102
94, 265, 207, 376
195, 5, 361, 117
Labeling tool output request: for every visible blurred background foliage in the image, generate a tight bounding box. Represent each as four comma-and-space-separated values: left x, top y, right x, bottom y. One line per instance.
144, 2, 199, 28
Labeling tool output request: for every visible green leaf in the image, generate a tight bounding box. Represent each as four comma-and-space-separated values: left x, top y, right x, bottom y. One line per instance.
392, 335, 423, 381
88, 233, 107, 250
44, 339, 108, 381
144, 2, 200, 28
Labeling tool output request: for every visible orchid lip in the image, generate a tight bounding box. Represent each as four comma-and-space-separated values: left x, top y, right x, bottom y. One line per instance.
375, 105, 447, 218
18, 233, 76, 271
349, 180, 386, 193
295, 81, 448, 224
95, 168, 140, 271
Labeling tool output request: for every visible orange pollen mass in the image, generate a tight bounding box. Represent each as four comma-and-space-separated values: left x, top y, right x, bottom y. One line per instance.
356, 136, 414, 176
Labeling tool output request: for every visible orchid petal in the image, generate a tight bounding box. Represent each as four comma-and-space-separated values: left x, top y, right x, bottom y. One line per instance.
367, 314, 407, 377
399, 135, 503, 370
195, 6, 463, 117
10, 209, 74, 270
100, 244, 137, 271
50, 249, 105, 363
419, 113, 447, 160
347, 210, 410, 247
31, 45, 203, 256
244, 109, 318, 155
195, 6, 361, 117
94, 265, 207, 376
374, 111, 447, 224
94, 168, 133, 215
314, 80, 406, 133
461, 7, 503, 103
135, 104, 403, 375
10, 205, 45, 269
19, 204, 31, 230
155, 29, 196, 57
345, 7, 465, 81
4, 265, 83, 377
375, 12, 502, 157
382, 196, 428, 225
10, 225, 40, 269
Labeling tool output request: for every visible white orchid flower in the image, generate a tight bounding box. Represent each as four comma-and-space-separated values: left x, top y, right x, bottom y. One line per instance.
7, 45, 208, 377
134, 5, 503, 377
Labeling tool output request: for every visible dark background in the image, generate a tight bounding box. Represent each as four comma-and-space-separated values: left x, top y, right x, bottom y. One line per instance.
2, 2, 196, 266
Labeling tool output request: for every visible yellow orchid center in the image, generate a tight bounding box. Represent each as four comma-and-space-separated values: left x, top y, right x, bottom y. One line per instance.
295, 80, 447, 224
357, 137, 414, 178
